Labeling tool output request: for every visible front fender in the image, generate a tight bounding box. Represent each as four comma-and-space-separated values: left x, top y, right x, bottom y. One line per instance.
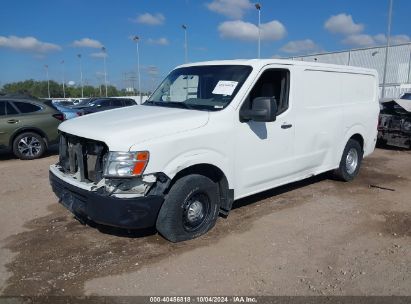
162, 149, 232, 187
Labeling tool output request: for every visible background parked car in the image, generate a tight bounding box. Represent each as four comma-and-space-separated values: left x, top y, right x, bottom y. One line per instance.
0, 95, 63, 159
43, 100, 81, 120
72, 97, 137, 115
400, 92, 411, 100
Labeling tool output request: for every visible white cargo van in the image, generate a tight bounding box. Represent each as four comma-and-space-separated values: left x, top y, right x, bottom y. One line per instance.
49, 59, 379, 242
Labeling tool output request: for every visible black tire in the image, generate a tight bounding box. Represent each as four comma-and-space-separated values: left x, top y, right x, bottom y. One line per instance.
12, 132, 46, 160
156, 174, 220, 242
333, 139, 363, 182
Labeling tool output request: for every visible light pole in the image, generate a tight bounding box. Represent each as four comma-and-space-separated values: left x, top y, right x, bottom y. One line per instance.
61, 60, 66, 98
133, 36, 142, 103
255, 3, 261, 59
182, 24, 188, 63
102, 46, 108, 97
77, 54, 84, 98
44, 64, 50, 99
382, 0, 393, 99
407, 46, 411, 84
96, 75, 103, 96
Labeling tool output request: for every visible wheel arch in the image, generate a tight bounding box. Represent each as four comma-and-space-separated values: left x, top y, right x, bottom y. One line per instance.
168, 163, 234, 215
349, 133, 364, 151
338, 124, 366, 163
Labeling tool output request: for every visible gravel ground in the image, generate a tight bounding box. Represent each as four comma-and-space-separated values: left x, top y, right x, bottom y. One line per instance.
0, 147, 410, 296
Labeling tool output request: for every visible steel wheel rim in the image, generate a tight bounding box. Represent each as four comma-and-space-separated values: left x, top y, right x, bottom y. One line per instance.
18, 136, 42, 157
345, 148, 358, 175
183, 193, 210, 231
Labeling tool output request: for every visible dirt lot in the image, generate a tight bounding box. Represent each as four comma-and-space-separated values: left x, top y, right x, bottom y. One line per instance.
0, 147, 410, 296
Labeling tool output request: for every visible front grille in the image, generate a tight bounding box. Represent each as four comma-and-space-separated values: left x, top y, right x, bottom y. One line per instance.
58, 132, 108, 183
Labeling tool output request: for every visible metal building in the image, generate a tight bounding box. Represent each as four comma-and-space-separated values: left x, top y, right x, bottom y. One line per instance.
292, 43, 411, 99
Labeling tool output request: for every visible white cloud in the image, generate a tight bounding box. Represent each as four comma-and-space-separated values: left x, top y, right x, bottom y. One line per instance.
90, 52, 107, 58
218, 20, 286, 41
147, 37, 169, 45
72, 38, 103, 48
132, 13, 165, 25
373, 34, 411, 45
0, 35, 61, 53
373, 34, 387, 44
206, 0, 253, 19
324, 13, 364, 35
343, 33, 411, 47
324, 13, 410, 48
391, 34, 411, 44
391, 35, 411, 44
280, 39, 321, 54
342, 34, 375, 47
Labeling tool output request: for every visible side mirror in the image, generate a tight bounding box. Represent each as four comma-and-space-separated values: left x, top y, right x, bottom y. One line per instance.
240, 97, 277, 122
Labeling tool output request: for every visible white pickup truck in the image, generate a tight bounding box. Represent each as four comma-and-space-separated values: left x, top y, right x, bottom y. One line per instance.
49, 59, 379, 242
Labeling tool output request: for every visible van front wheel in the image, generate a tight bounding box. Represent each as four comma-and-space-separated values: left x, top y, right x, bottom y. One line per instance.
334, 139, 363, 181
156, 174, 220, 242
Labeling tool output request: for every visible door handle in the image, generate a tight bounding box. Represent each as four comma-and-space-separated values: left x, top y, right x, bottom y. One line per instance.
7, 119, 19, 124
281, 123, 293, 129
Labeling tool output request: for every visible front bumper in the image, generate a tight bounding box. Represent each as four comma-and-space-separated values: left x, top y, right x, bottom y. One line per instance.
49, 170, 164, 229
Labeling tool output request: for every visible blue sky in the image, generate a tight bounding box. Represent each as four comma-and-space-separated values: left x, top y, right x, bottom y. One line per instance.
0, 0, 410, 91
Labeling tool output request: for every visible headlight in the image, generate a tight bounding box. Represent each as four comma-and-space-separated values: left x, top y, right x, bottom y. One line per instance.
104, 151, 149, 177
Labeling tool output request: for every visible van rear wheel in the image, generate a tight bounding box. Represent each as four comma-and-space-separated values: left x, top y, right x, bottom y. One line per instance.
334, 139, 363, 181
156, 174, 220, 242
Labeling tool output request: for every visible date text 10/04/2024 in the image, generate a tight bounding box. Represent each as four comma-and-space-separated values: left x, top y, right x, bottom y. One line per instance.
149, 296, 258, 303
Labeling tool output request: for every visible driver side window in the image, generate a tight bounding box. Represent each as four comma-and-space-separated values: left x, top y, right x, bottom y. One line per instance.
241, 68, 290, 115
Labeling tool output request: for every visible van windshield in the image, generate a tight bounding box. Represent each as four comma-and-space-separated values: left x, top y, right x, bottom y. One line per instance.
145, 65, 252, 111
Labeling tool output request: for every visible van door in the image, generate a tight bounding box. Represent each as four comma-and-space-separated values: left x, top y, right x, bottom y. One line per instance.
235, 67, 296, 198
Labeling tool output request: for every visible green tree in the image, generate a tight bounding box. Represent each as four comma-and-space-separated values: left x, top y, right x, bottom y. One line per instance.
0, 80, 124, 98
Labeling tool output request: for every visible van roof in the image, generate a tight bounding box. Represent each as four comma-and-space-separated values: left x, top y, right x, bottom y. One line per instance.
177, 58, 377, 75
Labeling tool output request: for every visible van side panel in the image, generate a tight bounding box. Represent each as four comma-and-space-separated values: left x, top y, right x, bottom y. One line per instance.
339, 72, 379, 158
293, 69, 344, 174
294, 68, 378, 178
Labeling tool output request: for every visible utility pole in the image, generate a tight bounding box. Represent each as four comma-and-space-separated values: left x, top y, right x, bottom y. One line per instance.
255, 3, 261, 59
102, 47, 108, 97
182, 24, 188, 63
61, 60, 66, 98
77, 54, 84, 98
382, 0, 393, 99
133, 36, 142, 103
407, 45, 411, 84
44, 64, 50, 99
96, 75, 103, 96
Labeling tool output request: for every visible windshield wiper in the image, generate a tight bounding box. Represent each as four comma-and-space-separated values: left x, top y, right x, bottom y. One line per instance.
144, 101, 197, 110
167, 102, 196, 110
144, 100, 160, 106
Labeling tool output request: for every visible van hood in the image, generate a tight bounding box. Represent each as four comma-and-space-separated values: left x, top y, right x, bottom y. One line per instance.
58, 105, 209, 150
